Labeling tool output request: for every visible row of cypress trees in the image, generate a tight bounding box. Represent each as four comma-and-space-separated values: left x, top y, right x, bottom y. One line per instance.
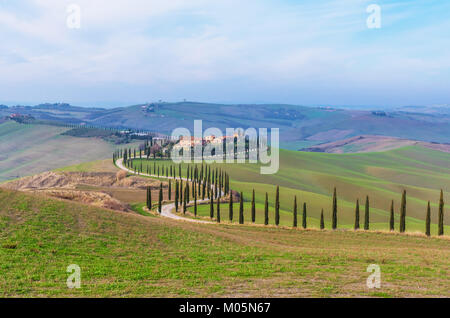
142, 163, 445, 236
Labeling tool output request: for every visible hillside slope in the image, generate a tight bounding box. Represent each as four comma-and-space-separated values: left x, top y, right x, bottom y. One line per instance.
301, 135, 450, 153
3, 102, 450, 148
134, 146, 450, 231
0, 122, 136, 183
0, 188, 448, 297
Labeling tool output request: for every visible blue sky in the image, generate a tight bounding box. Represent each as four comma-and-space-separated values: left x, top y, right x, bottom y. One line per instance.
0, 0, 449, 108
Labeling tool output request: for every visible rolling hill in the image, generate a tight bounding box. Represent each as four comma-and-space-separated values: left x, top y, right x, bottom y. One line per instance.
300, 135, 450, 153
0, 188, 448, 297
0, 121, 138, 183
133, 146, 450, 232
2, 102, 450, 149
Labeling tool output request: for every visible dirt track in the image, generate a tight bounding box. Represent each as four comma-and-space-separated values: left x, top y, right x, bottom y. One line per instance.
115, 158, 215, 223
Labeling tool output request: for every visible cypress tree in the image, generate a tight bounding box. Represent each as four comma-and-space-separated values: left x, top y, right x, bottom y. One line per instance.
400, 190, 406, 233
438, 189, 444, 236
217, 198, 221, 223
364, 195, 370, 230
202, 181, 206, 200
158, 183, 163, 214
264, 192, 269, 225
302, 202, 307, 229
426, 201, 431, 237
183, 187, 187, 214
186, 182, 190, 202
146, 186, 151, 209
175, 181, 179, 212
229, 194, 233, 222
389, 200, 395, 231
293, 196, 297, 228
239, 192, 244, 224
168, 180, 171, 200
354, 199, 360, 230
320, 209, 325, 230
251, 189, 256, 223
332, 187, 337, 230
275, 186, 280, 226
194, 188, 197, 216
210, 197, 214, 219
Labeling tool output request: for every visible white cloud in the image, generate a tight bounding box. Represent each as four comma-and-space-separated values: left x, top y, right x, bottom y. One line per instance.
0, 0, 449, 106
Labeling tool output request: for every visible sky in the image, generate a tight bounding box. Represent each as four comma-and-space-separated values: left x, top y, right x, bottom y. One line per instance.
0, 0, 449, 108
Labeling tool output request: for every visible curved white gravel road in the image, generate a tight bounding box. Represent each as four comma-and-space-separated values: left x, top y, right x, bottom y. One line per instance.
116, 158, 214, 223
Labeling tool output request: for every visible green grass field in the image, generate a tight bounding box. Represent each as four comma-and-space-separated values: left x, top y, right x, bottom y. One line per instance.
0, 122, 139, 183
0, 188, 448, 297
131, 146, 449, 233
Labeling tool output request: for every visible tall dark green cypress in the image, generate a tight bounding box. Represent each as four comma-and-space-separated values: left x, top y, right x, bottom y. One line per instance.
229, 194, 233, 222
264, 193, 269, 226
251, 189, 256, 223
210, 197, 214, 219
400, 190, 406, 233
332, 187, 337, 230
183, 187, 187, 214
194, 188, 197, 216
320, 209, 325, 230
426, 201, 431, 237
158, 183, 163, 214
239, 192, 244, 224
275, 186, 280, 226
389, 200, 395, 231
302, 202, 307, 229
180, 179, 183, 204
438, 189, 444, 236
354, 199, 360, 230
293, 196, 297, 228
202, 181, 206, 200
168, 180, 172, 200
175, 181, 179, 212
364, 195, 370, 230
217, 198, 221, 223
186, 182, 190, 202
146, 186, 151, 209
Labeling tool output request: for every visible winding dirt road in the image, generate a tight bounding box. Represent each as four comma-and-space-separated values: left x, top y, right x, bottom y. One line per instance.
116, 158, 213, 223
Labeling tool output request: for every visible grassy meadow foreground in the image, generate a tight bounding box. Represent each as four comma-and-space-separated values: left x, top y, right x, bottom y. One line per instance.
0, 188, 448, 297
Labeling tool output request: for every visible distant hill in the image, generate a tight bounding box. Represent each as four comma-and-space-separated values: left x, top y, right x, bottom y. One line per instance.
301, 135, 450, 154
1, 102, 450, 148
0, 121, 139, 183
